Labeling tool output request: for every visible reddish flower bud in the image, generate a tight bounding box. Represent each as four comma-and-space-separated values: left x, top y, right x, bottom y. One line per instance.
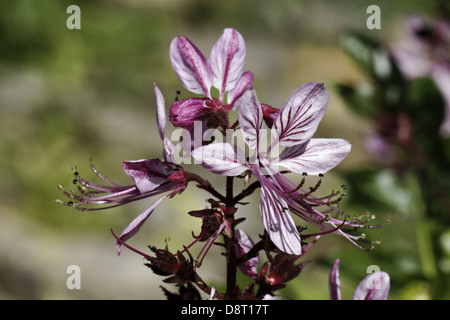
169, 97, 212, 128
145, 246, 181, 276
268, 253, 308, 285
261, 104, 280, 128
169, 97, 230, 131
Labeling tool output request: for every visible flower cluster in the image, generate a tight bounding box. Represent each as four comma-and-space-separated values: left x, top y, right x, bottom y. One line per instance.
57, 28, 385, 300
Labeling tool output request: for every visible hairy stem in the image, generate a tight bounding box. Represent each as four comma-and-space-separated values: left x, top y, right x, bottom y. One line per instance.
191, 173, 227, 202
230, 180, 261, 206
235, 240, 264, 265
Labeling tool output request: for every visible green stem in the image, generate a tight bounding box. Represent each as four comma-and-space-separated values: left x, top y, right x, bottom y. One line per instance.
415, 219, 437, 280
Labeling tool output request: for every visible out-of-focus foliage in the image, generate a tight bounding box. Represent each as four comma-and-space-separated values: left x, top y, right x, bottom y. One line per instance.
336, 29, 450, 299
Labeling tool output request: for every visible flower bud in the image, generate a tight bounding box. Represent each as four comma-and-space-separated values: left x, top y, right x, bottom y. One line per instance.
145, 247, 181, 276
169, 97, 230, 130
267, 253, 308, 285
261, 104, 280, 128
169, 97, 212, 128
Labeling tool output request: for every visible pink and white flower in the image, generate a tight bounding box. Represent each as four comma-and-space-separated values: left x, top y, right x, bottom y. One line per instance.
169, 28, 253, 131
192, 83, 352, 255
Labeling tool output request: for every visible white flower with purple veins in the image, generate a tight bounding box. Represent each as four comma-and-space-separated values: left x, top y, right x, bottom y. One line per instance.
169, 28, 253, 130
193, 83, 352, 255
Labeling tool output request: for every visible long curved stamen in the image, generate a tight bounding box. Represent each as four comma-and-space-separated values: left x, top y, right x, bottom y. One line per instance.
195, 224, 225, 269
72, 164, 122, 192
302, 218, 348, 239
89, 161, 122, 187
57, 161, 182, 212
258, 167, 383, 251
175, 235, 202, 257
110, 229, 152, 260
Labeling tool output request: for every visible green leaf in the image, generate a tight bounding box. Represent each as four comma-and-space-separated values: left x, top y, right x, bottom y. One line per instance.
334, 83, 377, 117
406, 77, 445, 139
340, 31, 406, 110
341, 32, 399, 83
344, 169, 423, 216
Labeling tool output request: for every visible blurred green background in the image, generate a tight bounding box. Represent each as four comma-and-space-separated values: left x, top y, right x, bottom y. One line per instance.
1, 0, 449, 299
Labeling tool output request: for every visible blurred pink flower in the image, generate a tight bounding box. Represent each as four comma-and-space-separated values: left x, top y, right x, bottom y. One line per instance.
391, 15, 450, 136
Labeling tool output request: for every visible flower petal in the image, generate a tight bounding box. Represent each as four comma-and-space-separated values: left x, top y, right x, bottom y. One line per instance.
122, 159, 176, 194
329, 258, 342, 300
228, 71, 254, 106
236, 88, 263, 150
260, 181, 302, 255
154, 83, 175, 162
235, 229, 259, 279
169, 97, 211, 128
352, 271, 390, 300
191, 143, 249, 176
391, 44, 431, 79
154, 83, 167, 141
272, 82, 328, 147
115, 194, 168, 254
170, 36, 212, 96
273, 138, 352, 175
431, 64, 450, 136
209, 28, 246, 101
